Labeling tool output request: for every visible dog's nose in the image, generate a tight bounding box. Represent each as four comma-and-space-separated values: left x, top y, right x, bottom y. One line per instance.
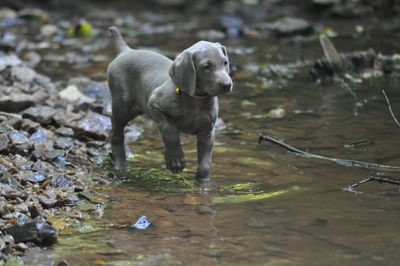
220, 81, 232, 91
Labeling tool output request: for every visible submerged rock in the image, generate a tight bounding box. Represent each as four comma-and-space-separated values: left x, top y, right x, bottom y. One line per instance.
5, 221, 57, 246
213, 15, 244, 38
261, 17, 312, 36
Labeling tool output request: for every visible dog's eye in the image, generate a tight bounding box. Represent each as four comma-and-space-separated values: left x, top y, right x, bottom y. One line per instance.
224, 61, 228, 66
202, 63, 212, 70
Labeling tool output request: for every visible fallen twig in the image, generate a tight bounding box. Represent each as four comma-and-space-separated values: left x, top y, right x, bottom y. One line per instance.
382, 89, 400, 128
259, 132, 400, 172
346, 176, 400, 192
0, 111, 23, 119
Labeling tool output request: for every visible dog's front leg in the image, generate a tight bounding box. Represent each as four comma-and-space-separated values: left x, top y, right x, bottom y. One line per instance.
149, 107, 186, 173
196, 129, 215, 180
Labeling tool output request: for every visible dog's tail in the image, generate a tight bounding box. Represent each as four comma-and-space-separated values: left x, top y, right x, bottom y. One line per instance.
108, 26, 130, 54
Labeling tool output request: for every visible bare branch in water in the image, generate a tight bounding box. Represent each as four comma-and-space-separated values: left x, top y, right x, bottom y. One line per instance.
346, 176, 400, 193
382, 89, 400, 128
259, 132, 400, 172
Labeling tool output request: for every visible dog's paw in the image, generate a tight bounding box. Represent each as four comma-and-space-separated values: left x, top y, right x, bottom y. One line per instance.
165, 150, 186, 173
196, 168, 211, 180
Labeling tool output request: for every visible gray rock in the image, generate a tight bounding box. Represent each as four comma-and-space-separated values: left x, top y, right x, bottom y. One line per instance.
0, 93, 35, 112
5, 221, 57, 246
55, 127, 74, 137
8, 131, 32, 154
73, 111, 111, 140
28, 202, 43, 218
312, 0, 340, 5
10, 66, 36, 84
213, 15, 244, 38
9, 130, 29, 145
196, 205, 215, 215
20, 172, 46, 184
0, 133, 9, 151
54, 137, 74, 150
22, 106, 60, 125
30, 128, 52, 144
125, 124, 143, 143
20, 119, 40, 134
53, 111, 84, 128
0, 53, 21, 72
51, 175, 72, 189
263, 17, 311, 36
66, 77, 111, 113
32, 143, 65, 161
245, 217, 271, 229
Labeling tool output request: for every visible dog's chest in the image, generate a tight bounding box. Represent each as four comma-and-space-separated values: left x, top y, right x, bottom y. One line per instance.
170, 101, 216, 134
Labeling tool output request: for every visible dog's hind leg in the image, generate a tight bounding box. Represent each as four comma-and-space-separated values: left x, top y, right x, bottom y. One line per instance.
110, 100, 140, 170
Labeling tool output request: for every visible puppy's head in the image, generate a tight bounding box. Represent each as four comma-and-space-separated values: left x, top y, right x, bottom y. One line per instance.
169, 41, 232, 97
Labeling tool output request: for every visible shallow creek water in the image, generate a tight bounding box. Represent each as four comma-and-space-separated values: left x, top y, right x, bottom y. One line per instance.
23, 3, 400, 266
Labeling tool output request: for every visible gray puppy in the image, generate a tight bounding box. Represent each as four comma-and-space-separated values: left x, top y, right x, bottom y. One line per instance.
107, 26, 232, 180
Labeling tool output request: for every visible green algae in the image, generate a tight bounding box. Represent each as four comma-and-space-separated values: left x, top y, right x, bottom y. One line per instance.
125, 166, 196, 192
213, 185, 301, 204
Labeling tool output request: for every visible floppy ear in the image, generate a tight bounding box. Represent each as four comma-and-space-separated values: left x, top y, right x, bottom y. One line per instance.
169, 50, 196, 96
219, 44, 230, 73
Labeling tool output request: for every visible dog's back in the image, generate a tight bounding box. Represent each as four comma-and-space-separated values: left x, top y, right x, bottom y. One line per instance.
107, 27, 172, 113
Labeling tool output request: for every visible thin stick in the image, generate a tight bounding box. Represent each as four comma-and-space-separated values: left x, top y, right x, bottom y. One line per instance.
334, 75, 359, 102
259, 133, 400, 172
0, 111, 22, 119
346, 176, 400, 192
382, 89, 400, 128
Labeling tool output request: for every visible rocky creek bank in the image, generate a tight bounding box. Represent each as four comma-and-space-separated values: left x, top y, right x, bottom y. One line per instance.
0, 53, 128, 264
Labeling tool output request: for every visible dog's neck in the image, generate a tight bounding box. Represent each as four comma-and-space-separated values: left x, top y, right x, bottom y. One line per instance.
175, 87, 211, 100
191, 92, 211, 100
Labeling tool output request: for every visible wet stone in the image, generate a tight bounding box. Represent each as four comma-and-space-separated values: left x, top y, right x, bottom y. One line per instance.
54, 137, 74, 150
5, 221, 57, 246
32, 143, 65, 161
0, 124, 14, 135
0, 184, 22, 200
32, 160, 52, 175
38, 192, 57, 208
28, 202, 43, 218
245, 217, 271, 229
51, 156, 67, 169
265, 17, 311, 36
213, 15, 244, 38
53, 111, 83, 128
55, 127, 74, 137
20, 119, 40, 134
22, 106, 60, 126
73, 111, 111, 140
196, 205, 215, 215
125, 124, 143, 143
51, 175, 72, 189
0, 93, 36, 112
29, 128, 51, 144
0, 133, 9, 151
10, 66, 36, 84
20, 172, 46, 184
58, 85, 95, 105
9, 130, 29, 145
